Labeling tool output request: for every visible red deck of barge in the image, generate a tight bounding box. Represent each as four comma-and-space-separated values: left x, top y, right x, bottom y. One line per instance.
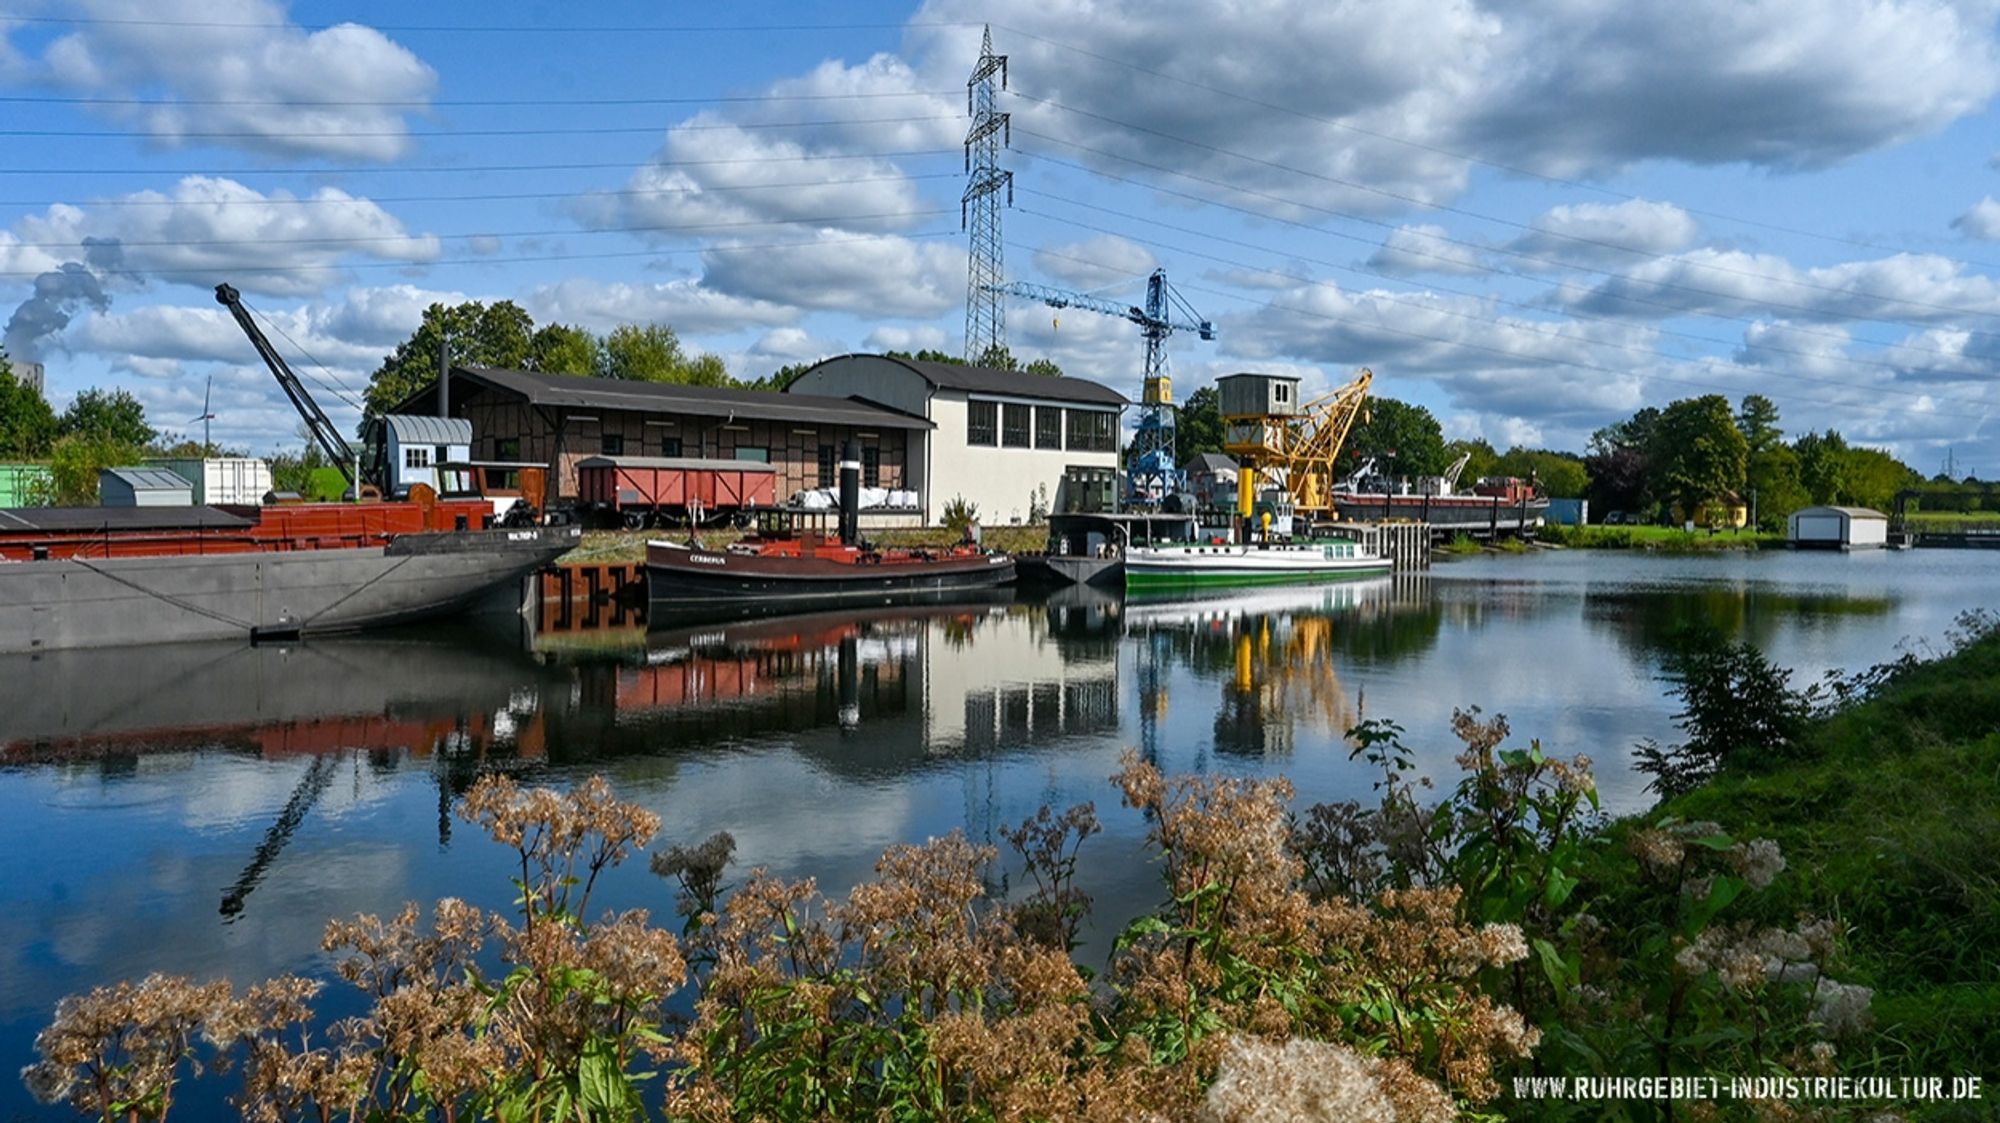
0, 499, 497, 561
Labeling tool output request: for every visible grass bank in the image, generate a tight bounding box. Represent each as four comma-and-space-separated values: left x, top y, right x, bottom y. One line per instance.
1538, 523, 1782, 551
1597, 618, 2000, 1093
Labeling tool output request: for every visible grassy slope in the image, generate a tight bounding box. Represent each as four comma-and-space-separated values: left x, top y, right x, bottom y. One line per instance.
1653, 629, 2000, 1074
1539, 524, 1783, 550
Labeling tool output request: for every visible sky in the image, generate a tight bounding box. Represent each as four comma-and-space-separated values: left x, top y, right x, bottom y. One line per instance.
2, 0, 1999, 475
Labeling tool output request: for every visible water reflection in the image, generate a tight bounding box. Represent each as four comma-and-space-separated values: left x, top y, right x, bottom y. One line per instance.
4, 551, 1996, 1120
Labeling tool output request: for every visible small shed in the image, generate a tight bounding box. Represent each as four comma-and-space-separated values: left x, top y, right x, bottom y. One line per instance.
383, 414, 473, 497
99, 467, 194, 507
1216, 372, 1302, 419
1788, 505, 1888, 550
1183, 452, 1240, 510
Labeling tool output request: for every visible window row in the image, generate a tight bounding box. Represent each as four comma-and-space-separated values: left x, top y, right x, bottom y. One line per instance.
966, 401, 1115, 452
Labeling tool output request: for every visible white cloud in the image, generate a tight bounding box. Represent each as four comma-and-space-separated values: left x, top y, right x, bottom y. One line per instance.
1565, 248, 2000, 324
1032, 234, 1160, 289
863, 325, 950, 354
22, 0, 435, 161
527, 277, 796, 335
1952, 195, 2000, 240
7, 177, 440, 298
1504, 200, 1700, 270
699, 232, 964, 319
1366, 224, 1487, 276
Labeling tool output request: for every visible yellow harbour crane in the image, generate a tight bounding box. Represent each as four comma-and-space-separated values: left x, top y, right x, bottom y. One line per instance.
1217, 367, 1374, 527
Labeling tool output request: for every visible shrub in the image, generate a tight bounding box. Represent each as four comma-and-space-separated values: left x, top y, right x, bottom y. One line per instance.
941, 495, 979, 535
1635, 632, 1816, 797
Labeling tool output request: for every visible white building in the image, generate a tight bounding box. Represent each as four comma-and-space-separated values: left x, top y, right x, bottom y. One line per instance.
787, 354, 1126, 525
1788, 505, 1889, 550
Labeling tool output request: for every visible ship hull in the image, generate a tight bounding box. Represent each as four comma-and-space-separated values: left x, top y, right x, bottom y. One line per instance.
1125, 541, 1391, 589
0, 526, 579, 654
647, 541, 1015, 603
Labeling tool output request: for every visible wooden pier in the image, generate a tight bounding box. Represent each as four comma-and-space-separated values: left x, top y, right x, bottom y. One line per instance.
1344, 521, 1431, 570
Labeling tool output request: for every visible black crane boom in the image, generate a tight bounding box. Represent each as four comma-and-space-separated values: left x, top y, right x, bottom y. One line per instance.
214, 282, 357, 485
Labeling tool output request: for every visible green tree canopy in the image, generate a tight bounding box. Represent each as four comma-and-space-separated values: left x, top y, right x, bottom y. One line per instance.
1793, 430, 1849, 505
1649, 394, 1748, 518
365, 300, 537, 416
1176, 385, 1225, 460
1745, 444, 1809, 530
1443, 438, 1498, 484
1839, 445, 1919, 511
0, 354, 58, 458
526, 323, 601, 376
57, 387, 155, 447
1346, 397, 1447, 478
1735, 394, 1783, 455
1494, 447, 1589, 498
599, 324, 732, 385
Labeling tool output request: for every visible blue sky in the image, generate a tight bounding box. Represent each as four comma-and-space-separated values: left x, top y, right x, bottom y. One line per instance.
3, 0, 1999, 475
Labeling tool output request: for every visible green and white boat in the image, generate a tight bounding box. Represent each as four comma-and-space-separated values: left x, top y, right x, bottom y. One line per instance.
1124, 537, 1391, 589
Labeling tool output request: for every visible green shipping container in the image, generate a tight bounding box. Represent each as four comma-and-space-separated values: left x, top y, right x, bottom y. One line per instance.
0, 463, 54, 507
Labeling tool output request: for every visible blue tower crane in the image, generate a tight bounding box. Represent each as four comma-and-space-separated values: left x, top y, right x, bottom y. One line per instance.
989, 269, 1214, 504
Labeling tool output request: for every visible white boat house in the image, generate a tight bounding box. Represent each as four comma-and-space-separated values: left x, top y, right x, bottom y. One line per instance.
1787, 505, 1889, 550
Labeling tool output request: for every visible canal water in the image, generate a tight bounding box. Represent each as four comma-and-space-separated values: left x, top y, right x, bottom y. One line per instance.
1, 548, 1994, 1118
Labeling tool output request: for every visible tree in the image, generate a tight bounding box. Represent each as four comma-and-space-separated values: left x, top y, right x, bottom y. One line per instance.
1494, 447, 1588, 498
973, 344, 1018, 370
887, 348, 1062, 377
1649, 395, 1747, 522
47, 434, 147, 504
1735, 394, 1782, 455
598, 324, 732, 385
526, 323, 601, 376
0, 354, 57, 458
1745, 445, 1808, 530
1176, 385, 1225, 459
1839, 446, 1918, 511
1345, 397, 1446, 478
1024, 358, 1063, 377
1590, 406, 1661, 456
364, 300, 536, 416
1793, 430, 1849, 505
58, 387, 155, 447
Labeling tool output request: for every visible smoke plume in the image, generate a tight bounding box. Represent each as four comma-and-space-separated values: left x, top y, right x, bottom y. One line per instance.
3, 237, 124, 361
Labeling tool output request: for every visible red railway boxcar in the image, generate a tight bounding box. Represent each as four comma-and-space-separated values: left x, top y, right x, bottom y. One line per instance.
575, 455, 779, 528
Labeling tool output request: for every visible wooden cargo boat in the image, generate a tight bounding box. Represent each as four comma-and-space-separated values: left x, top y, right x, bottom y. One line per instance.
647, 440, 1013, 604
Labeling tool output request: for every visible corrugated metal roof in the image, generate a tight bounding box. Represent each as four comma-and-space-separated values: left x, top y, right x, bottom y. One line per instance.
385, 414, 474, 445
845, 354, 1129, 406
100, 467, 193, 492
1184, 452, 1238, 473
1794, 505, 1888, 519
445, 367, 934, 429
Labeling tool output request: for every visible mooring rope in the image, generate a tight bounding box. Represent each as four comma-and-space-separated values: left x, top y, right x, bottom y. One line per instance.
66, 557, 259, 632
296, 554, 413, 628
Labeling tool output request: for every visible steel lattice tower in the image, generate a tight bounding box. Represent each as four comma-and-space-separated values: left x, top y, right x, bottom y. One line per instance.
962, 26, 1011, 363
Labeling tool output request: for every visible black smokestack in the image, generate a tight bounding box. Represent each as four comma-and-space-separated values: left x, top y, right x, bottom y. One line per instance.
839, 438, 861, 547
2, 238, 122, 361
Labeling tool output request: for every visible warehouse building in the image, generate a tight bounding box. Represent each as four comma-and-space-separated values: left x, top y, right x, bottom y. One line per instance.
1788, 505, 1889, 550
399, 365, 930, 504
786, 354, 1127, 525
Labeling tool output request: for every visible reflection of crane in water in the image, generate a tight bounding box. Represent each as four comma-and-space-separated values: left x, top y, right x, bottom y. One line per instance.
219, 755, 337, 919
1215, 613, 1357, 756
1138, 628, 1172, 770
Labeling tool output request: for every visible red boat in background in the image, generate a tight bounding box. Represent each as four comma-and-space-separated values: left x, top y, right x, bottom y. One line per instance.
646, 440, 1013, 604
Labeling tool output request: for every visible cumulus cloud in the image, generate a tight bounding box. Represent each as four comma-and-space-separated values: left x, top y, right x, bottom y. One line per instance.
699, 231, 964, 319
1504, 200, 1700, 270
6, 177, 440, 298
527, 277, 796, 335
1366, 224, 1487, 276
1033, 234, 1160, 289
1564, 248, 2000, 324
863, 325, 950, 354
20, 0, 435, 161
1952, 195, 2000, 240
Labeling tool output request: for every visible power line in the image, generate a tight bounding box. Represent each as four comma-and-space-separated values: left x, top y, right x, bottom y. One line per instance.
0, 146, 960, 176
992, 21, 2000, 272
1011, 93, 2000, 324
3, 207, 952, 252
0, 15, 971, 32
0, 114, 961, 141
0, 90, 956, 108
0, 171, 962, 209
0, 228, 962, 279
237, 299, 367, 413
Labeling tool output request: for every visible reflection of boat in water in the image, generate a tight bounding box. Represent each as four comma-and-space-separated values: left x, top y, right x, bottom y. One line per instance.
1125, 538, 1390, 590
1122, 576, 1394, 627
1015, 512, 1199, 587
